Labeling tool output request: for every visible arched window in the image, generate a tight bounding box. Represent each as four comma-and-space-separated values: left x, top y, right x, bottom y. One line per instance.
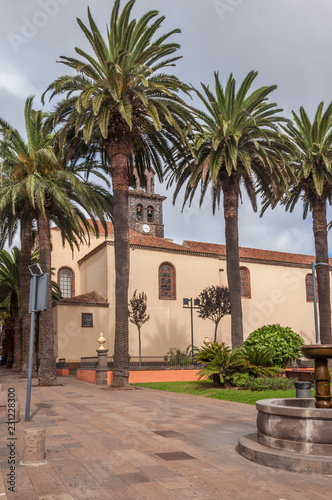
306, 274, 318, 302
58, 267, 75, 298
159, 263, 176, 300
240, 267, 251, 298
136, 204, 143, 220
147, 205, 154, 222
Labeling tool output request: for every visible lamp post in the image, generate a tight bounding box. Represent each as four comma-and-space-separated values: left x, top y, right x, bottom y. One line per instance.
311, 261, 330, 344
25, 264, 43, 422
183, 297, 200, 362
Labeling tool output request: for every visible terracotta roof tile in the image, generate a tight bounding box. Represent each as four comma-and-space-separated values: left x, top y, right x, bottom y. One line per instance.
183, 240, 332, 266
54, 291, 109, 307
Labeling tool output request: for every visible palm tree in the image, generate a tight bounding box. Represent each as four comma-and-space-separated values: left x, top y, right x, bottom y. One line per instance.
42, 0, 192, 387
279, 103, 332, 344
0, 248, 21, 371
0, 97, 113, 384
168, 71, 294, 348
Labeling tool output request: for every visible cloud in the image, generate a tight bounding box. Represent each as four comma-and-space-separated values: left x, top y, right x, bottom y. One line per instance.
0, 69, 36, 98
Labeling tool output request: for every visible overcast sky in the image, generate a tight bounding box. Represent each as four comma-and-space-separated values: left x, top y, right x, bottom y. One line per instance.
1, 0, 332, 256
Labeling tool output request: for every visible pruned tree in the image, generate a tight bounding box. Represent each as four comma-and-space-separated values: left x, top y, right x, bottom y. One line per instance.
128, 290, 150, 367
197, 286, 231, 343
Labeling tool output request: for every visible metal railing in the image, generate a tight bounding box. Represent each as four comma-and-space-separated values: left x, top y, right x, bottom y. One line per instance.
56, 358, 67, 368
80, 355, 202, 370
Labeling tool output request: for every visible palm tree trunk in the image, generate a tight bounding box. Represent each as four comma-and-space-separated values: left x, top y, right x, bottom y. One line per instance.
312, 197, 332, 344
222, 176, 243, 348
4, 318, 14, 368
37, 209, 57, 386
12, 302, 22, 372
21, 219, 34, 375
107, 141, 131, 388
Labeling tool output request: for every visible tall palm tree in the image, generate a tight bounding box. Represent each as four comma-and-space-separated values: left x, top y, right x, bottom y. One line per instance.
168, 71, 294, 348
0, 248, 21, 371
279, 103, 332, 344
0, 97, 113, 385
42, 0, 192, 387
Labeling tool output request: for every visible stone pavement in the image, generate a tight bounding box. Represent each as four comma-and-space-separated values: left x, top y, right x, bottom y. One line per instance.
1, 370, 332, 500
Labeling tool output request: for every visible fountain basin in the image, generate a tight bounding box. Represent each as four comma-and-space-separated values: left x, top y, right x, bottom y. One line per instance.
256, 398, 332, 455
301, 344, 332, 359
238, 398, 332, 474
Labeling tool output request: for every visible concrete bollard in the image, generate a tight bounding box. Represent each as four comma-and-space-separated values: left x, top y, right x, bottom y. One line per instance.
6, 402, 20, 423
23, 428, 46, 465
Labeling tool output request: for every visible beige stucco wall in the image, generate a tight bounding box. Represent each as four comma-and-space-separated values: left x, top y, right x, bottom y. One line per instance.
52, 233, 324, 363
79, 244, 109, 299
128, 247, 222, 357
53, 304, 109, 362
50, 228, 111, 294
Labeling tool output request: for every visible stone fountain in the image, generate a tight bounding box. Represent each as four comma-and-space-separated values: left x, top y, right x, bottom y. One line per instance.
238, 345, 332, 474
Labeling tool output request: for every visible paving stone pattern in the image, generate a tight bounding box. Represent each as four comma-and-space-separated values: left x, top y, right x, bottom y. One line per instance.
1, 370, 332, 499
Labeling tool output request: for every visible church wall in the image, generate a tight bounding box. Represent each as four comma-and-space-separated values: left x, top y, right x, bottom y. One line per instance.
50, 228, 111, 296
53, 236, 322, 363
219, 260, 318, 344
128, 247, 226, 356
53, 304, 109, 362
79, 245, 109, 299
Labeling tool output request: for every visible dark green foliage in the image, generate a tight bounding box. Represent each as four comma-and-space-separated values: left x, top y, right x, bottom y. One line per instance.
128, 290, 150, 329
164, 346, 197, 366
243, 377, 296, 391
196, 286, 231, 342
244, 324, 304, 368
196, 342, 283, 386
197, 343, 249, 386
128, 290, 150, 367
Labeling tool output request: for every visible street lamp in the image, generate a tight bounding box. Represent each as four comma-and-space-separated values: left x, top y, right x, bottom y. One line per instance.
183, 297, 200, 362
311, 261, 330, 344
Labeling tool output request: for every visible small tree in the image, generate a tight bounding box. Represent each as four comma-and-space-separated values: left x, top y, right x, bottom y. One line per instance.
197, 286, 231, 342
128, 290, 150, 368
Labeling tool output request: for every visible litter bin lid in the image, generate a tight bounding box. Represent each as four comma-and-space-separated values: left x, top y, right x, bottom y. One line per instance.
294, 381, 312, 389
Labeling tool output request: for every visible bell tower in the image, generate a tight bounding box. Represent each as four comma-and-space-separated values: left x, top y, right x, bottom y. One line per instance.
128, 168, 166, 238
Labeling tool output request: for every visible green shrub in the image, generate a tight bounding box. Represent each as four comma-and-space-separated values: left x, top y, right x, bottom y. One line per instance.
197, 345, 249, 387
164, 346, 197, 366
196, 342, 283, 386
244, 376, 296, 391
244, 324, 304, 368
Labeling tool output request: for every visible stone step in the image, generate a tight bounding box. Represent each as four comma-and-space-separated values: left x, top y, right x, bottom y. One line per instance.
238, 433, 332, 475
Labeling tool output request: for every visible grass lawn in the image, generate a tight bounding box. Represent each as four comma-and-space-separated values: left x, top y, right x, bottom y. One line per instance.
134, 380, 315, 405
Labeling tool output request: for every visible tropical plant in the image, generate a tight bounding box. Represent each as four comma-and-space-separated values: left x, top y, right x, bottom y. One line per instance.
128, 290, 150, 367
196, 285, 231, 342
263, 103, 332, 344
42, 0, 192, 386
0, 97, 113, 385
164, 345, 198, 367
168, 71, 295, 348
244, 324, 304, 368
197, 344, 248, 387
0, 248, 21, 371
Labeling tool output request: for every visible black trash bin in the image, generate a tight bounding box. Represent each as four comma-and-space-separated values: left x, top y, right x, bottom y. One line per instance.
294, 381, 312, 398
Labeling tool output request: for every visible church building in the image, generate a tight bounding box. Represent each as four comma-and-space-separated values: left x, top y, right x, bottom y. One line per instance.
51, 170, 326, 364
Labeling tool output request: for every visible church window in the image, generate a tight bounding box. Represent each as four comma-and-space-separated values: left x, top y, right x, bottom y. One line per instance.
306, 274, 318, 302
82, 313, 93, 327
159, 263, 176, 300
240, 267, 251, 298
58, 267, 74, 298
147, 206, 154, 222
136, 204, 143, 220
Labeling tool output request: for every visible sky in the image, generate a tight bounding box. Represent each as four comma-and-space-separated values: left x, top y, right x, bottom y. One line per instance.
1, 0, 332, 256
